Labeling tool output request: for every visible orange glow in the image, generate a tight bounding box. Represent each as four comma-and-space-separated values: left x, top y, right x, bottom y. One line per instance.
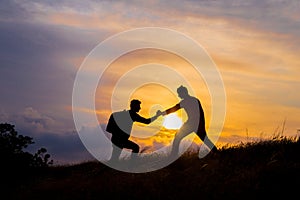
95, 48, 211, 123
93, 48, 215, 152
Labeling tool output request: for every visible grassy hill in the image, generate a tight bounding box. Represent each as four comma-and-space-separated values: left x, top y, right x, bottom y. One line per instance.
2, 136, 300, 200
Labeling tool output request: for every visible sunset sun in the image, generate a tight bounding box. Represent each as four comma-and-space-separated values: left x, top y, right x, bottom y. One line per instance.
162, 113, 183, 130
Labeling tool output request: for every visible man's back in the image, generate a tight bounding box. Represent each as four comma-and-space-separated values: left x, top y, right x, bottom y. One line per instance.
106, 109, 153, 139
106, 110, 133, 139
180, 95, 202, 127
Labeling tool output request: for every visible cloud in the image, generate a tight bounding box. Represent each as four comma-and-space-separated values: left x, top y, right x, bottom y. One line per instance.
1, 107, 68, 135
26, 130, 94, 165
0, 3, 106, 119
21, 107, 56, 133
0, 0, 31, 22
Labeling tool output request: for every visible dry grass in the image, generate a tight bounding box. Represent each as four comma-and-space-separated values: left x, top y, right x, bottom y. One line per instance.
2, 136, 299, 200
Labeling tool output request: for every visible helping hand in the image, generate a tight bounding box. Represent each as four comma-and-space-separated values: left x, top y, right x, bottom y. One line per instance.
156, 110, 162, 116
156, 110, 166, 116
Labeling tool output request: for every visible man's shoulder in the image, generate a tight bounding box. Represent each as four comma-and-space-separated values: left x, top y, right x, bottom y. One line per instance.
129, 110, 142, 120
113, 110, 131, 119
190, 96, 200, 103
182, 96, 199, 102
113, 109, 129, 114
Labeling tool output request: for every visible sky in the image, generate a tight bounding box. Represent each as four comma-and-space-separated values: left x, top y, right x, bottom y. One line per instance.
1, 0, 300, 165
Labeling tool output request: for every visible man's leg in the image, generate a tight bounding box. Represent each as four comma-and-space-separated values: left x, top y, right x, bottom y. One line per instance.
110, 144, 122, 162
110, 136, 123, 162
197, 130, 218, 153
170, 124, 191, 159
123, 140, 140, 159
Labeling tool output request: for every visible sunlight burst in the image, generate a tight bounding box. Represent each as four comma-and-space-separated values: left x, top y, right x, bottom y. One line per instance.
162, 113, 183, 130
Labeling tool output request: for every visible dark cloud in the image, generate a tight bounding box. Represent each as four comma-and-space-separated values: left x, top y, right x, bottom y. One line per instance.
0, 16, 100, 116
0, 0, 31, 21
1, 107, 67, 135
0, 0, 113, 115
25, 130, 94, 165
0, 0, 113, 165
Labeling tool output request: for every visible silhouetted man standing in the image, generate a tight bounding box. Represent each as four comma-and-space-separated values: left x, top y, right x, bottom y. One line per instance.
106, 99, 161, 162
161, 85, 218, 158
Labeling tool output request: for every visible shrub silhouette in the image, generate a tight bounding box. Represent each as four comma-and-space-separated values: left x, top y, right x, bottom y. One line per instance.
0, 123, 53, 170
32, 147, 53, 167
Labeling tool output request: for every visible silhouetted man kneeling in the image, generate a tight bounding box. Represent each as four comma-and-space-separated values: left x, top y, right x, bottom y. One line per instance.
106, 99, 161, 162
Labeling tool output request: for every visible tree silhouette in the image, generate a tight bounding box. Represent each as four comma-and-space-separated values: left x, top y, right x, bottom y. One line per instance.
0, 123, 53, 170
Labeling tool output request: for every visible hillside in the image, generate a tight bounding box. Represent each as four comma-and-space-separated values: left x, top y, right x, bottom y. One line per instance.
2, 136, 300, 200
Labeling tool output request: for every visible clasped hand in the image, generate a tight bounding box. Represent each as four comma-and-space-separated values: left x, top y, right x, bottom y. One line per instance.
155, 110, 166, 116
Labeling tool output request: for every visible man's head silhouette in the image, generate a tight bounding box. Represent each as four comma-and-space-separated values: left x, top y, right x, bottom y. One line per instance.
177, 85, 189, 99
130, 99, 141, 112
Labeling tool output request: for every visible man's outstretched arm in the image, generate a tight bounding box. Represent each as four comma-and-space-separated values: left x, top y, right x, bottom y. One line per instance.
132, 110, 162, 124
149, 110, 162, 122
162, 103, 181, 115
